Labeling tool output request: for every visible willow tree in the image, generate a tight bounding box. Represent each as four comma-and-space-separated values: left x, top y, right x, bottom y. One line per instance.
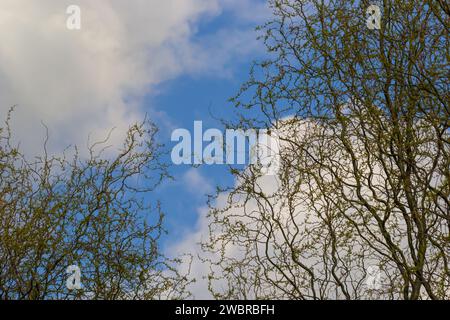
203, 0, 449, 300
0, 110, 191, 300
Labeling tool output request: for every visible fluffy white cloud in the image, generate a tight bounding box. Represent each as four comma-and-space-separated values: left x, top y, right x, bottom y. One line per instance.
0, 0, 268, 154
182, 168, 214, 196
168, 117, 449, 299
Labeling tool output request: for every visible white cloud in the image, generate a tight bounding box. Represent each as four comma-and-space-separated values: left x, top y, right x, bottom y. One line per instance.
168, 117, 449, 299
0, 0, 268, 154
182, 168, 214, 196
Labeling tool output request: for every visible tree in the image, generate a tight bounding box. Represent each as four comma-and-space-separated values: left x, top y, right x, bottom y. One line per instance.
203, 0, 449, 299
0, 109, 191, 300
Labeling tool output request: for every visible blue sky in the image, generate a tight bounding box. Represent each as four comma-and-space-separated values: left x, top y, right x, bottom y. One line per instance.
144, 2, 269, 248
